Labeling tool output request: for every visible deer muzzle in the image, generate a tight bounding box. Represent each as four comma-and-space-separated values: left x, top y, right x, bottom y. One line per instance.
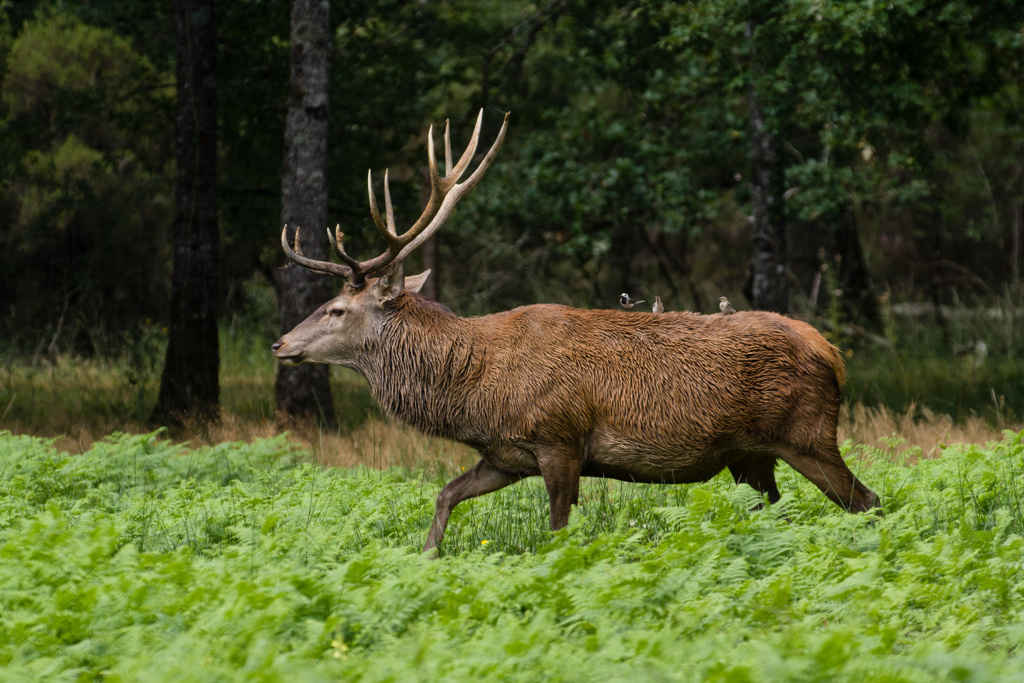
271, 339, 304, 365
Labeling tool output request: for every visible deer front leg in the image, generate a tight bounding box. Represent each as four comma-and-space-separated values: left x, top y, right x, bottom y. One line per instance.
424, 459, 521, 554
536, 446, 583, 531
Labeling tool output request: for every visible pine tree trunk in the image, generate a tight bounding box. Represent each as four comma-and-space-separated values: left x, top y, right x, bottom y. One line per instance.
745, 18, 788, 313
274, 0, 336, 427
154, 0, 220, 424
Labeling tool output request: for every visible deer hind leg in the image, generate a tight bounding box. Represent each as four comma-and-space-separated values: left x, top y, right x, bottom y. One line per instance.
728, 454, 781, 507
778, 445, 879, 513
424, 459, 522, 554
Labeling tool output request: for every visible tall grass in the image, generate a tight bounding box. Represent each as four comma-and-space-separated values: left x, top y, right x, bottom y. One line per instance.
845, 295, 1024, 423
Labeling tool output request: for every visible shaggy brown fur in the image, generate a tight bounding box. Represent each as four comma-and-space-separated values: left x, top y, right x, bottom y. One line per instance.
274, 275, 879, 552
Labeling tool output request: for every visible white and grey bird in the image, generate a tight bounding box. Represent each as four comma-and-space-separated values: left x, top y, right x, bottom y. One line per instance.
719, 296, 736, 315
620, 293, 645, 309
652, 296, 664, 314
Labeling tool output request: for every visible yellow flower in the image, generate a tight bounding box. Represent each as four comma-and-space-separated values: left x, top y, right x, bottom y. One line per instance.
481, 540, 490, 545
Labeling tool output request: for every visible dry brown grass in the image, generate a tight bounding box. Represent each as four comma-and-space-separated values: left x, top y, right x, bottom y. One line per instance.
839, 402, 1019, 463
309, 420, 478, 474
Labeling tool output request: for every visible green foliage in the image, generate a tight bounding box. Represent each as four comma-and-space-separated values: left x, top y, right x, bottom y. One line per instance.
0, 10, 174, 354
3, 13, 142, 116
2, 430, 1024, 679
425, 0, 1024, 314
4, 0, 1024, 349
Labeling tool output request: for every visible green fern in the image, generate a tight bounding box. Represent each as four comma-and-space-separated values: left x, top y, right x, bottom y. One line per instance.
1, 429, 1024, 680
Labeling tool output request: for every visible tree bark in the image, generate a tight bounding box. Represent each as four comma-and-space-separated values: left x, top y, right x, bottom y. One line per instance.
154, 0, 220, 424
833, 216, 880, 328
1010, 161, 1022, 291
274, 0, 336, 427
745, 19, 788, 313
789, 218, 880, 329
604, 224, 637, 308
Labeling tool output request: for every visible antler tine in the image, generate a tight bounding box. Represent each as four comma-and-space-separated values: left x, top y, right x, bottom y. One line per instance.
327, 225, 364, 272
379, 121, 447, 248
391, 110, 509, 263
444, 119, 452, 179
281, 225, 353, 279
367, 169, 388, 237
441, 109, 484, 190
367, 170, 399, 243
375, 109, 488, 247
427, 124, 441, 190
455, 110, 508, 192
383, 169, 397, 238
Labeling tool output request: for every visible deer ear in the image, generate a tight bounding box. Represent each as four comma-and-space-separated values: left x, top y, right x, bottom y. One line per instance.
371, 261, 405, 304
403, 269, 431, 294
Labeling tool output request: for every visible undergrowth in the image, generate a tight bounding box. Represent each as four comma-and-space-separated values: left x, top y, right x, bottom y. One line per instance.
1, 430, 1023, 680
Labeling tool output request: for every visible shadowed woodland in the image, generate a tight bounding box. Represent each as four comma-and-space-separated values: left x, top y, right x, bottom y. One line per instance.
1, 0, 1023, 442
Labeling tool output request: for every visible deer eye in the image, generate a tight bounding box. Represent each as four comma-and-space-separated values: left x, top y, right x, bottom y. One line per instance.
329, 308, 345, 318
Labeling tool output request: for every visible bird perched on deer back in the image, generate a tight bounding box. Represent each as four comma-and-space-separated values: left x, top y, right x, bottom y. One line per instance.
620, 293, 644, 309
719, 296, 736, 314
652, 296, 664, 314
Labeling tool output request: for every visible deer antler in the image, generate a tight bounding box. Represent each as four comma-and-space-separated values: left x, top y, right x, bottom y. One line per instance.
281, 224, 354, 279
281, 109, 510, 286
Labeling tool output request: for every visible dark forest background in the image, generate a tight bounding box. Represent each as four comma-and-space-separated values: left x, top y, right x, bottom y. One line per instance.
1, 0, 1022, 429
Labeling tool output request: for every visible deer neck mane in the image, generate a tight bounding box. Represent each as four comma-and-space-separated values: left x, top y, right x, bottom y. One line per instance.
358, 292, 484, 442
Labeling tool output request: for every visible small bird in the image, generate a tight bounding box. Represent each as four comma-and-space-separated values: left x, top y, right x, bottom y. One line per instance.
620, 293, 645, 309
719, 296, 736, 314
652, 296, 664, 314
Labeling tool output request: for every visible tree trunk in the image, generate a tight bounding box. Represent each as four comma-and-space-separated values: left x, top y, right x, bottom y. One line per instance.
274, 0, 336, 427
745, 19, 788, 313
604, 223, 637, 308
154, 0, 220, 425
834, 216, 880, 328
419, 236, 441, 301
789, 217, 880, 329
1010, 161, 1022, 292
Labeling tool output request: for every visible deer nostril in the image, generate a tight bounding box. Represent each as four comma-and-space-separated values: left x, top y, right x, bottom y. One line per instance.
271, 342, 284, 352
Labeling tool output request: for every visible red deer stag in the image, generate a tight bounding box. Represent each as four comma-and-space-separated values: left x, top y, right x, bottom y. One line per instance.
272, 110, 879, 552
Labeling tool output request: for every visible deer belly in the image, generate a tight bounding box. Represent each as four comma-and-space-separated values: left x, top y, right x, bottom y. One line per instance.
583, 431, 726, 484
479, 442, 542, 477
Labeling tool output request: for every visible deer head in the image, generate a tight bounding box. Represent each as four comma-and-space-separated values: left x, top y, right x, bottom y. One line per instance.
271, 110, 509, 367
